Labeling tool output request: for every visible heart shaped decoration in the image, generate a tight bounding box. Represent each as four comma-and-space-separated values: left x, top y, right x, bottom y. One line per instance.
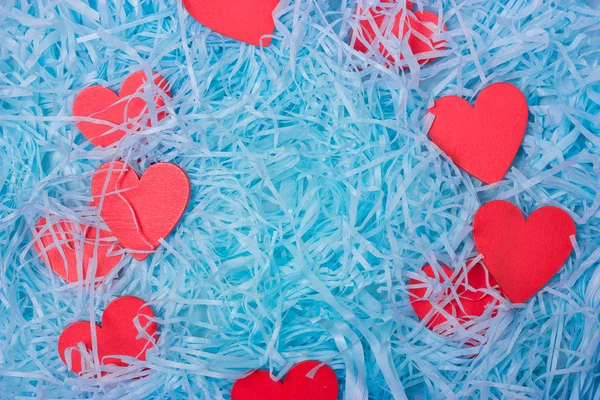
353, 0, 446, 67
183, 0, 279, 46
230, 370, 284, 400
58, 296, 158, 375
72, 71, 171, 147
91, 161, 190, 261
33, 217, 123, 283
409, 260, 500, 331
231, 361, 338, 400
473, 200, 576, 303
427, 82, 528, 184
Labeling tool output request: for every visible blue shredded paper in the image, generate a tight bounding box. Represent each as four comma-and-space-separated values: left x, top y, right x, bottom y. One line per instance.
1, 0, 599, 398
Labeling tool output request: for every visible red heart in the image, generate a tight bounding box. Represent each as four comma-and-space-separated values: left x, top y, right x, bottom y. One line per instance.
231, 361, 338, 400
231, 370, 284, 400
58, 296, 158, 375
353, 1, 446, 67
33, 217, 123, 283
473, 201, 576, 303
427, 82, 528, 184
409, 260, 500, 331
183, 0, 279, 46
91, 161, 190, 261
72, 71, 171, 147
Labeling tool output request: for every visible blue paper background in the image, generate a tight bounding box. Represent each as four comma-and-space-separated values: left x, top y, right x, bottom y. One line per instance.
1, 0, 599, 398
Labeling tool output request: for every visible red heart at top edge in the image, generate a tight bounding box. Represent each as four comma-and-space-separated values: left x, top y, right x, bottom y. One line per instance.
91, 161, 190, 261
353, 2, 446, 67
409, 260, 501, 332
72, 71, 171, 148
473, 200, 576, 303
427, 82, 529, 184
58, 296, 158, 375
231, 361, 338, 400
183, 0, 279, 46
33, 217, 123, 283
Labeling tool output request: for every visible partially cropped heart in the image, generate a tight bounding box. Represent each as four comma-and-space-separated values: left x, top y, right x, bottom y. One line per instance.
91, 161, 190, 261
409, 260, 501, 332
183, 0, 279, 46
473, 201, 576, 303
33, 217, 123, 283
427, 82, 528, 184
72, 71, 171, 147
353, 0, 446, 67
231, 360, 338, 400
58, 296, 158, 375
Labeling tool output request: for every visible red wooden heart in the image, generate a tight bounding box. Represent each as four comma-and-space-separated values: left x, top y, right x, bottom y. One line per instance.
427, 82, 528, 184
353, 1, 446, 67
231, 361, 338, 400
231, 370, 284, 400
282, 361, 338, 400
473, 201, 576, 303
91, 161, 190, 261
58, 296, 158, 375
72, 71, 171, 147
183, 0, 279, 46
409, 260, 500, 331
33, 217, 123, 283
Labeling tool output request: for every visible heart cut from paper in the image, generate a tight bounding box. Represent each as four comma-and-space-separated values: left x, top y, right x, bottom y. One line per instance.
91, 161, 190, 261
473, 200, 576, 303
353, 0, 446, 67
183, 0, 279, 46
427, 82, 528, 184
231, 360, 338, 400
409, 260, 500, 331
33, 217, 123, 283
72, 71, 171, 147
58, 296, 158, 375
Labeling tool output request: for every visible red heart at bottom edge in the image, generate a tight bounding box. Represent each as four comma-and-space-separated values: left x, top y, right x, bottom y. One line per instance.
409, 260, 501, 333
58, 296, 158, 375
231, 360, 338, 400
